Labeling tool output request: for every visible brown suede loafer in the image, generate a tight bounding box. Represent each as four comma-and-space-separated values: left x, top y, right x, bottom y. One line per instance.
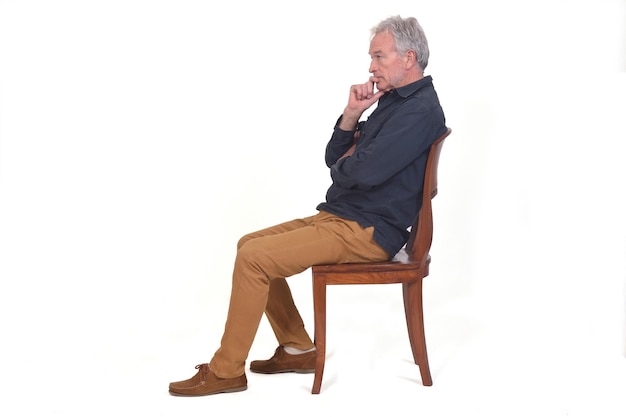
250, 346, 316, 374
169, 363, 247, 396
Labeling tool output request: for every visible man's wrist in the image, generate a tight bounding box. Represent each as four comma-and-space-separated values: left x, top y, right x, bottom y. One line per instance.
338, 110, 361, 131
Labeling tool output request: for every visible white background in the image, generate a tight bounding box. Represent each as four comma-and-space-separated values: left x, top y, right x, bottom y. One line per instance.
1, 1, 625, 416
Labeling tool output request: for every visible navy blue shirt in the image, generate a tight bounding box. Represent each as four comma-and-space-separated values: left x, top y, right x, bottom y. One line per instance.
317, 76, 446, 256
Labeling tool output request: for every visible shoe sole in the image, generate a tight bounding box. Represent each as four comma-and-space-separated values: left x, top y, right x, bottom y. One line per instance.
169, 385, 248, 396
250, 368, 315, 374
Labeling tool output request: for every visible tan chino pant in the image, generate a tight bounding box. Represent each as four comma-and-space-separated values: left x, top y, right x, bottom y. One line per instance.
209, 210, 390, 378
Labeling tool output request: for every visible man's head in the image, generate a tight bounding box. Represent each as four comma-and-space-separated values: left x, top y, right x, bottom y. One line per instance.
368, 16, 429, 91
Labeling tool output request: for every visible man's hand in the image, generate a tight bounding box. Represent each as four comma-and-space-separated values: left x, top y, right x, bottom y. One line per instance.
338, 77, 386, 131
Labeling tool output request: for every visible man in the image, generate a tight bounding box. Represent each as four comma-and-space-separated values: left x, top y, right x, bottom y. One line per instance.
169, 15, 447, 396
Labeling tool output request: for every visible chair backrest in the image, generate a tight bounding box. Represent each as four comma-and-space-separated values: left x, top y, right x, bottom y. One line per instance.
405, 128, 451, 264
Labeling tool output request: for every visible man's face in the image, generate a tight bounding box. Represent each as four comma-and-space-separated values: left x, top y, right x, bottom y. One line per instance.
368, 31, 408, 92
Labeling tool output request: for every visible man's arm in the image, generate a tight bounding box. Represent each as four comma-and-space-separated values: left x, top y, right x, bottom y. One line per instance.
325, 78, 386, 166
338, 131, 360, 160
330, 107, 436, 190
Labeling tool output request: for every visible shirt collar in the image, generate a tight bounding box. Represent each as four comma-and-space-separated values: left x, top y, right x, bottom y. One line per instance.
393, 75, 433, 99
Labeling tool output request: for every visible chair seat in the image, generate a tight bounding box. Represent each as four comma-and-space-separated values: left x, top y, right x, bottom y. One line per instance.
312, 253, 431, 284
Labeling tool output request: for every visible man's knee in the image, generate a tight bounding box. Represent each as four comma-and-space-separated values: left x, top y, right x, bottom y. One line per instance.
235, 239, 267, 269
237, 233, 255, 250
233, 241, 275, 286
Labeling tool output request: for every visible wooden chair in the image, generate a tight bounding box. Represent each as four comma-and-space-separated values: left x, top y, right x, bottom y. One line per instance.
311, 127, 452, 394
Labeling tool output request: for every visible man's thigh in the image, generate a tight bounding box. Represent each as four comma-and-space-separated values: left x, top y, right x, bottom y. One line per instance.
237, 215, 316, 249
238, 211, 387, 279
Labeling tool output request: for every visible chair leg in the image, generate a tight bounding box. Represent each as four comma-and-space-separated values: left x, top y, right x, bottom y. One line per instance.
403, 279, 432, 386
311, 275, 327, 394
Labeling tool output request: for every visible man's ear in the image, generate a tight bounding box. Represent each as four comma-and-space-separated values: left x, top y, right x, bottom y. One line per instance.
405, 50, 417, 69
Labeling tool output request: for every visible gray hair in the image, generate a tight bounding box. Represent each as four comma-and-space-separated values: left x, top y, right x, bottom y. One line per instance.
371, 16, 429, 71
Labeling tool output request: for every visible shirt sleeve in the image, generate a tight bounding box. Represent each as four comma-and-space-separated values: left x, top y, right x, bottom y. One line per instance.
323, 116, 358, 168
329, 104, 435, 190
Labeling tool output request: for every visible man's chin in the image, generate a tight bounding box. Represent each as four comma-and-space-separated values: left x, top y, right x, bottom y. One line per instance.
375, 81, 390, 92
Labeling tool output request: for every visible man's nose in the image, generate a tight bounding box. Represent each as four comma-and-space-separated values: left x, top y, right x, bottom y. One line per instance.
369, 59, 377, 73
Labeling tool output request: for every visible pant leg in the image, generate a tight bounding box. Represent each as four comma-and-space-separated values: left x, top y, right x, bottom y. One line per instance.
239, 216, 315, 350
264, 277, 313, 351
209, 211, 389, 378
